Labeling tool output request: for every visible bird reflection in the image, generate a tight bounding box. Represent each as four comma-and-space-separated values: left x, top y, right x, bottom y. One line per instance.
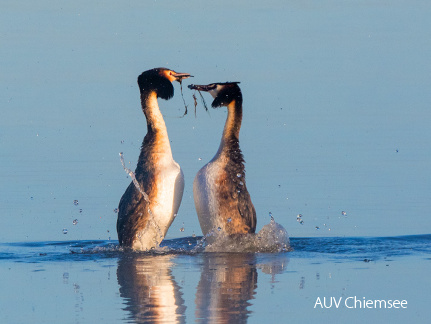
117, 254, 186, 324
195, 253, 258, 324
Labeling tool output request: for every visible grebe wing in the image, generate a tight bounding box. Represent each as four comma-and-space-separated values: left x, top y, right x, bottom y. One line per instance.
237, 186, 257, 233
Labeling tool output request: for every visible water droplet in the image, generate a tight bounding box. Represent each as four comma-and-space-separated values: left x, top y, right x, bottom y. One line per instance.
297, 214, 304, 225
239, 181, 244, 186
173, 213, 178, 218
227, 217, 232, 223
30, 197, 34, 200
121, 140, 124, 144
113, 208, 119, 213
217, 227, 221, 231
73, 200, 79, 206
72, 219, 78, 225
269, 212, 274, 221
62, 228, 68, 234
180, 227, 185, 232
192, 232, 196, 238
341, 211, 347, 216
315, 226, 320, 230
79, 209, 82, 213
198, 157, 202, 161
236, 173, 242, 178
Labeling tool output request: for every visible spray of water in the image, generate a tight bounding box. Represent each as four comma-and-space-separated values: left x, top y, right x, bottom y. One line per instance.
119, 152, 166, 249
195, 212, 290, 253
119, 152, 150, 203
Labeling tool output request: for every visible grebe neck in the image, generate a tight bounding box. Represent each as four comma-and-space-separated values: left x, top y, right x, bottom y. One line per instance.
214, 100, 243, 159
138, 91, 173, 164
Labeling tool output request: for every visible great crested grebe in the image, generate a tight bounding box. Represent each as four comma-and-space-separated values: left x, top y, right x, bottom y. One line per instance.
117, 68, 191, 250
188, 82, 256, 237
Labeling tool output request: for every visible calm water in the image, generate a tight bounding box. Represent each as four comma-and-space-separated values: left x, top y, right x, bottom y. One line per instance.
2, 1, 431, 323
1, 235, 430, 323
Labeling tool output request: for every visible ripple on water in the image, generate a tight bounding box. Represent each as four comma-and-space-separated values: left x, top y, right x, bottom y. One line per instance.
1, 234, 430, 263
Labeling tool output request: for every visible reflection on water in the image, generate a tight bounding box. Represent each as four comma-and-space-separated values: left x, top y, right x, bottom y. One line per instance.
115, 250, 290, 323
195, 253, 258, 324
1, 236, 429, 323
117, 254, 186, 324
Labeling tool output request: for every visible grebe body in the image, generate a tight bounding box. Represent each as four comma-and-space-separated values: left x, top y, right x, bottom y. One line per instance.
189, 82, 256, 237
117, 68, 191, 250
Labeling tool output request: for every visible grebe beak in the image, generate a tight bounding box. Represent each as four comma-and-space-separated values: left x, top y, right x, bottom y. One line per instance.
187, 84, 215, 91
171, 72, 193, 82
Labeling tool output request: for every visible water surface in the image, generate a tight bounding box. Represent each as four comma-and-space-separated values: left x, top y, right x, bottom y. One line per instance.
1, 235, 430, 323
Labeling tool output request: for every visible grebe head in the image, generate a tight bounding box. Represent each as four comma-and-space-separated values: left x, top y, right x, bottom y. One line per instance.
138, 68, 192, 100
188, 82, 242, 107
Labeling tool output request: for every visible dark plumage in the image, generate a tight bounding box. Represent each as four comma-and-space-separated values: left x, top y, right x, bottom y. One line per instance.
137, 68, 175, 100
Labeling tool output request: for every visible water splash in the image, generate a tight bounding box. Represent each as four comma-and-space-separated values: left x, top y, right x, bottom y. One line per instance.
3, 235, 431, 263
119, 152, 167, 249
269, 212, 274, 222
198, 214, 290, 253
119, 152, 150, 203
296, 214, 304, 225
